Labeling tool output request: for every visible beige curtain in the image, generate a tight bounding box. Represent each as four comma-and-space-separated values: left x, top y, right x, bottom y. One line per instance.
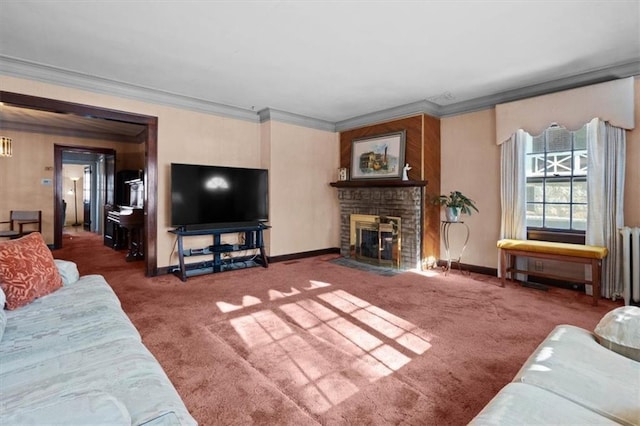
586, 118, 626, 299
499, 130, 529, 279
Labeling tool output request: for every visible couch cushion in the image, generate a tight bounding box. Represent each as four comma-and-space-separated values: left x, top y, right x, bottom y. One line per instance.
2, 391, 131, 426
513, 325, 640, 425
0, 287, 6, 341
469, 382, 618, 425
594, 305, 640, 362
54, 259, 80, 286
0, 232, 63, 310
0, 275, 141, 374
0, 338, 197, 425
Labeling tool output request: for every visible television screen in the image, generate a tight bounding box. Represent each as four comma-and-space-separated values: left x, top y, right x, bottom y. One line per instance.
171, 163, 268, 229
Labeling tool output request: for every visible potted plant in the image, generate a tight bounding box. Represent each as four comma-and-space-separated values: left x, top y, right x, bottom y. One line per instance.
435, 191, 479, 222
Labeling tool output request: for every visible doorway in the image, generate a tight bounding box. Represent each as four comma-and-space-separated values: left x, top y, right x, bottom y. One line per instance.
60, 148, 116, 237
1, 91, 158, 276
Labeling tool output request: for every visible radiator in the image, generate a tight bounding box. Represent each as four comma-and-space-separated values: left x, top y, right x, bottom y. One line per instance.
620, 226, 640, 305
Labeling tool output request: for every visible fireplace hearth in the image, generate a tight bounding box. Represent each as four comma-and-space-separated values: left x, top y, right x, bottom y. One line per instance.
352, 215, 400, 268
332, 182, 426, 270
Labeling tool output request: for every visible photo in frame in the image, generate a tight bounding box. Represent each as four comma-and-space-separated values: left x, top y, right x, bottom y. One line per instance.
350, 131, 406, 179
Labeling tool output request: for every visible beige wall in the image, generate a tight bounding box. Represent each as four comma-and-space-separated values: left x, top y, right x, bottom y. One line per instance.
440, 109, 500, 268
0, 126, 144, 244
625, 78, 640, 227
267, 121, 340, 256
1, 75, 341, 268
441, 77, 640, 269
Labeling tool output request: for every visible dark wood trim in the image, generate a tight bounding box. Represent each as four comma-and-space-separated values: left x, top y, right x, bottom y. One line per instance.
144, 119, 158, 276
436, 260, 497, 277
1, 91, 159, 276
527, 228, 586, 244
269, 248, 340, 263
330, 180, 427, 188
0, 91, 153, 124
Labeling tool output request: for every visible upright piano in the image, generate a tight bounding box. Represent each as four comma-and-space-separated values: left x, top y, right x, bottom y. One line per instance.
105, 206, 144, 261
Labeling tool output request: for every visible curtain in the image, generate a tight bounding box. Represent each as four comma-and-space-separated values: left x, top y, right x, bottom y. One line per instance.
499, 130, 529, 279
586, 118, 626, 299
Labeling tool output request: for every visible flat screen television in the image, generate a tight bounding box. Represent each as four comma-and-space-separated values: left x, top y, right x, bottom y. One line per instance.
171, 163, 268, 230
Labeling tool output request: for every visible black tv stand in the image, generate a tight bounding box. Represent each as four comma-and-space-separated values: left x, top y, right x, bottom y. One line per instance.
169, 223, 270, 282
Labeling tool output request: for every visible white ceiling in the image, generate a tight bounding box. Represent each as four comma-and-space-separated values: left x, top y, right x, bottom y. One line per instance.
0, 0, 639, 126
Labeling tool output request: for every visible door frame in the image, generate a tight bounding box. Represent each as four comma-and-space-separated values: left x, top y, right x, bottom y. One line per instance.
0, 91, 159, 276
56, 145, 115, 241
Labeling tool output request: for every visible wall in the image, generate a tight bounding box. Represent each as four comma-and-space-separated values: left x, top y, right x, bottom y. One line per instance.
267, 121, 340, 256
440, 109, 499, 269
440, 77, 640, 270
62, 164, 85, 226
0, 75, 341, 268
0, 126, 144, 244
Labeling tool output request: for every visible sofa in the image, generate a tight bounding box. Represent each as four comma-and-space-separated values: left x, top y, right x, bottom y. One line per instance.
470, 306, 640, 425
0, 233, 196, 425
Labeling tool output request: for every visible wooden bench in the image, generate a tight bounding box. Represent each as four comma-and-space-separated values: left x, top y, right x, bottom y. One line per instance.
497, 239, 608, 306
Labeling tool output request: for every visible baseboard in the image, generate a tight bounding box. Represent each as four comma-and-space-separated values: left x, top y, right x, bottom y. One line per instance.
269, 248, 340, 263
436, 260, 497, 277
157, 247, 341, 275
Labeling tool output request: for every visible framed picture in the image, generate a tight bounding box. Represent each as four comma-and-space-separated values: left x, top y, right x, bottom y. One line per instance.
350, 131, 406, 180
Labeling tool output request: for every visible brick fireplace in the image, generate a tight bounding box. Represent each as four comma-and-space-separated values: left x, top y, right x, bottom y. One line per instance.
331, 182, 426, 270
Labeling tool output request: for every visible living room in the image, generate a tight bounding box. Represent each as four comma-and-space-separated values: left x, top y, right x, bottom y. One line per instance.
1, 1, 639, 425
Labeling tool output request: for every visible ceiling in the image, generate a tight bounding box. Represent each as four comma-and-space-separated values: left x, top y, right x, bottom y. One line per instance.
0, 0, 639, 130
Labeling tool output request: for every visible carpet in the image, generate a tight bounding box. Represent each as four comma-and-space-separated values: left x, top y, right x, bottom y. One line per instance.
53, 233, 624, 425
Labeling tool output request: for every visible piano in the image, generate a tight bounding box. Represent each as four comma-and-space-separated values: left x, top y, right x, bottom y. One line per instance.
106, 206, 144, 261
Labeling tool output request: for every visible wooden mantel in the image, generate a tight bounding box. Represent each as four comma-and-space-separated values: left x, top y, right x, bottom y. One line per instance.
330, 180, 428, 188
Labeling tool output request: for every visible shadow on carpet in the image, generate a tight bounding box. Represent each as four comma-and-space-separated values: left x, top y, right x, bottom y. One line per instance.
329, 257, 401, 276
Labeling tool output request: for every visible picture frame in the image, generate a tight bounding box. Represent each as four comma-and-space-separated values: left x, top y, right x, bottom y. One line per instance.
350, 130, 406, 180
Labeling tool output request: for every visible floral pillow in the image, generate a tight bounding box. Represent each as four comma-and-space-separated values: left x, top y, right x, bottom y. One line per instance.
0, 232, 63, 310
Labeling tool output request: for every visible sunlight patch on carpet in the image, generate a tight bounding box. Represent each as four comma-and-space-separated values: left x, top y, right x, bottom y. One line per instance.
216, 280, 331, 313
209, 287, 433, 415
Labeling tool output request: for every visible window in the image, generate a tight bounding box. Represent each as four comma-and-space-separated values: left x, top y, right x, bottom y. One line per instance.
525, 124, 587, 232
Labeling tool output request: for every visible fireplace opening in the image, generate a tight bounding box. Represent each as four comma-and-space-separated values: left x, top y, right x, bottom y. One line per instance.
350, 214, 401, 268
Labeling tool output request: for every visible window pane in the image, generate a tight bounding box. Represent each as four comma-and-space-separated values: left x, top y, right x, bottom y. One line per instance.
546, 127, 571, 152
574, 150, 588, 175
574, 126, 587, 150
544, 204, 570, 229
572, 204, 587, 230
529, 135, 545, 154
572, 179, 587, 203
526, 203, 543, 227
526, 181, 543, 202
545, 180, 571, 203
526, 153, 545, 177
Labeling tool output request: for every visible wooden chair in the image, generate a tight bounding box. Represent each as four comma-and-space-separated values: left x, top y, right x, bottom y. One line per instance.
0, 210, 42, 239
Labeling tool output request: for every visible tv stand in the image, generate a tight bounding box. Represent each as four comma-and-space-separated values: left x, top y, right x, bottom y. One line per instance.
169, 223, 270, 282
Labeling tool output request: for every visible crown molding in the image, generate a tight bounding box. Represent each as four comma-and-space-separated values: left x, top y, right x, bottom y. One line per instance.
258, 108, 336, 132
438, 59, 640, 117
0, 55, 259, 123
335, 99, 441, 132
1, 55, 638, 134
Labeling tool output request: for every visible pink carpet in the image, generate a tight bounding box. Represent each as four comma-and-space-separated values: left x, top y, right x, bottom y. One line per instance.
55, 231, 622, 425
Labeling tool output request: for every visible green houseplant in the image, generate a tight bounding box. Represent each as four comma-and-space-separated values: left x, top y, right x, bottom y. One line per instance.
435, 191, 479, 222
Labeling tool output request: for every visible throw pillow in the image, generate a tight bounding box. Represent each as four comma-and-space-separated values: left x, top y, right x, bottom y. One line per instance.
0, 232, 63, 310
594, 305, 640, 362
